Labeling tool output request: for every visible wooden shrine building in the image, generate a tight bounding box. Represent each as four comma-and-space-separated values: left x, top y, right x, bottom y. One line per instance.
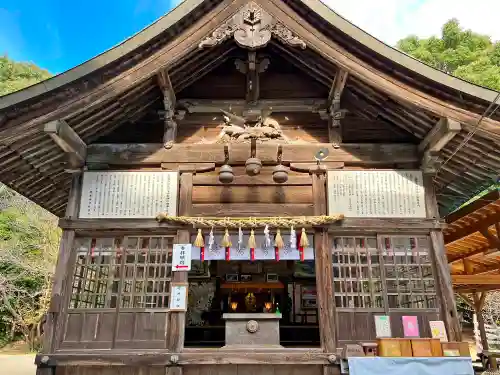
0, 1, 499, 374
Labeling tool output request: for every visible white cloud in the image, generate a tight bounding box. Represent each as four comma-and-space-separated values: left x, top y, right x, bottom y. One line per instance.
321, 0, 500, 46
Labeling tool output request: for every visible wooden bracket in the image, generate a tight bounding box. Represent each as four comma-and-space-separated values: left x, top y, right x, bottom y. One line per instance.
157, 69, 177, 146
327, 69, 348, 145
44, 119, 87, 168
419, 117, 461, 153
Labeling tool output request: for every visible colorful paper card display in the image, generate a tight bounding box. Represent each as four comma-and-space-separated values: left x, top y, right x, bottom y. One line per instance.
402, 316, 420, 337
429, 320, 448, 342
375, 315, 392, 338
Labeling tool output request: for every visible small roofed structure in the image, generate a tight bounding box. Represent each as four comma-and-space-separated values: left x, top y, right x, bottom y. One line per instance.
445, 187, 500, 368
445, 188, 500, 292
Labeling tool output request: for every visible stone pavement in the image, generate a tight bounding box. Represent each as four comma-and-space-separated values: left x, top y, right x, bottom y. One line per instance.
0, 355, 35, 375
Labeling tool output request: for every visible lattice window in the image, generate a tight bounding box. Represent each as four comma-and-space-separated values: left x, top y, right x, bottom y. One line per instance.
70, 236, 173, 309
332, 236, 383, 308
380, 235, 437, 309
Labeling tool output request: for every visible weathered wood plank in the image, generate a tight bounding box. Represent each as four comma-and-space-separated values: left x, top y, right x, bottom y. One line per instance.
36, 350, 335, 366
191, 203, 314, 217
86, 143, 418, 166
193, 174, 312, 186
192, 185, 313, 204
424, 175, 462, 342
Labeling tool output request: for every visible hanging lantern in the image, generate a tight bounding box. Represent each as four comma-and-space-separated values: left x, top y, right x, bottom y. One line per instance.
272, 164, 289, 183
219, 164, 234, 184
248, 229, 256, 261
194, 228, 205, 261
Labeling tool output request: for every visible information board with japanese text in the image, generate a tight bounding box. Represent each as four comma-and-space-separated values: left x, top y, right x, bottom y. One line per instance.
169, 283, 188, 311
79, 171, 178, 219
327, 170, 426, 218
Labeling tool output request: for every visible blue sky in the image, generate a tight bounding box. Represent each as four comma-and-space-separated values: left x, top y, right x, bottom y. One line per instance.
1, 0, 499, 75
0, 0, 181, 74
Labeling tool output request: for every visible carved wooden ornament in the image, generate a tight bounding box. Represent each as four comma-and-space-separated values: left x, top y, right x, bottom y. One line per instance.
199, 2, 306, 50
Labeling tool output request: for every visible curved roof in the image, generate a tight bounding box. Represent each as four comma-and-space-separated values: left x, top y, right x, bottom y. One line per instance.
0, 0, 499, 217
1, 0, 498, 110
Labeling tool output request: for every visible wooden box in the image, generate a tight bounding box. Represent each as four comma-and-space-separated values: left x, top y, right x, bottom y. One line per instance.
378, 338, 412, 357
411, 338, 443, 357
442, 342, 470, 357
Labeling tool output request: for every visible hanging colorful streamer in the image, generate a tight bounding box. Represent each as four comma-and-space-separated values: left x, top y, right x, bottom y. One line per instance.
222, 228, 232, 261
248, 229, 256, 261
194, 228, 205, 261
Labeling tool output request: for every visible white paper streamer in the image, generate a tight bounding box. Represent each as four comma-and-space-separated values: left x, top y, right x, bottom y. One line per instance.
208, 227, 215, 251
264, 225, 271, 248
290, 226, 297, 249
238, 227, 243, 249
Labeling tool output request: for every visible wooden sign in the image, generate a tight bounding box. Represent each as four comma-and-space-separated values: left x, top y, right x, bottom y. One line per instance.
172, 244, 192, 271
327, 170, 426, 218
429, 320, 448, 342
79, 171, 178, 219
375, 315, 392, 338
169, 283, 188, 311
402, 316, 420, 338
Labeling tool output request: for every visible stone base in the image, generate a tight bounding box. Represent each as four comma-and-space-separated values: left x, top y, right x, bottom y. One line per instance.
223, 313, 282, 347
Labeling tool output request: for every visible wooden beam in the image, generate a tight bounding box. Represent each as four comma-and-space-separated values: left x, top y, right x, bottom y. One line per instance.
86, 143, 419, 166
58, 217, 443, 232
157, 70, 177, 146
445, 212, 500, 244
44, 120, 87, 167
35, 350, 335, 366
479, 227, 500, 251
177, 99, 327, 114
418, 117, 462, 153
327, 69, 348, 144
452, 274, 500, 285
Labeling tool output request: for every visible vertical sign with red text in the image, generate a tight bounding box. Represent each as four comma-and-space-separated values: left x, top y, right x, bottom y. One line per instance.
172, 244, 192, 271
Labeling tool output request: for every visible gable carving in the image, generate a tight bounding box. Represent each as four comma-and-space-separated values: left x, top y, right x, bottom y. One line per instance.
199, 1, 306, 50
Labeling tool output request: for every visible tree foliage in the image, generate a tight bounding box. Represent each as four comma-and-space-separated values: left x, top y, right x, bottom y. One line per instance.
0, 55, 52, 96
0, 58, 55, 349
397, 19, 500, 91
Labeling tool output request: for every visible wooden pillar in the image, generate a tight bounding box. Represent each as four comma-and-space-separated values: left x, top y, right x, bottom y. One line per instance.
473, 293, 497, 369
41, 173, 81, 354
37, 173, 81, 375
423, 175, 461, 341
312, 171, 337, 352
168, 172, 193, 352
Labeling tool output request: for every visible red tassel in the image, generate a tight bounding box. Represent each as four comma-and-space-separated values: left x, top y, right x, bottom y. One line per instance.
275, 247, 280, 261
200, 246, 205, 261
299, 246, 305, 261
225, 247, 230, 261
250, 248, 255, 261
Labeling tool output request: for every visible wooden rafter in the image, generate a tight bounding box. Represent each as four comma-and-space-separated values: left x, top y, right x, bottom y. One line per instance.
44, 120, 86, 168
419, 117, 462, 153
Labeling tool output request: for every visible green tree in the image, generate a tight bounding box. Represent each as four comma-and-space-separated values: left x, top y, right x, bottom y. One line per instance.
397, 19, 500, 91
0, 55, 52, 96
0, 58, 55, 350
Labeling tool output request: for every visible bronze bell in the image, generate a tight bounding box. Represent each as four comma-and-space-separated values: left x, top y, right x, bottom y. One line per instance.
245, 157, 262, 176
272, 164, 289, 183
219, 164, 234, 184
